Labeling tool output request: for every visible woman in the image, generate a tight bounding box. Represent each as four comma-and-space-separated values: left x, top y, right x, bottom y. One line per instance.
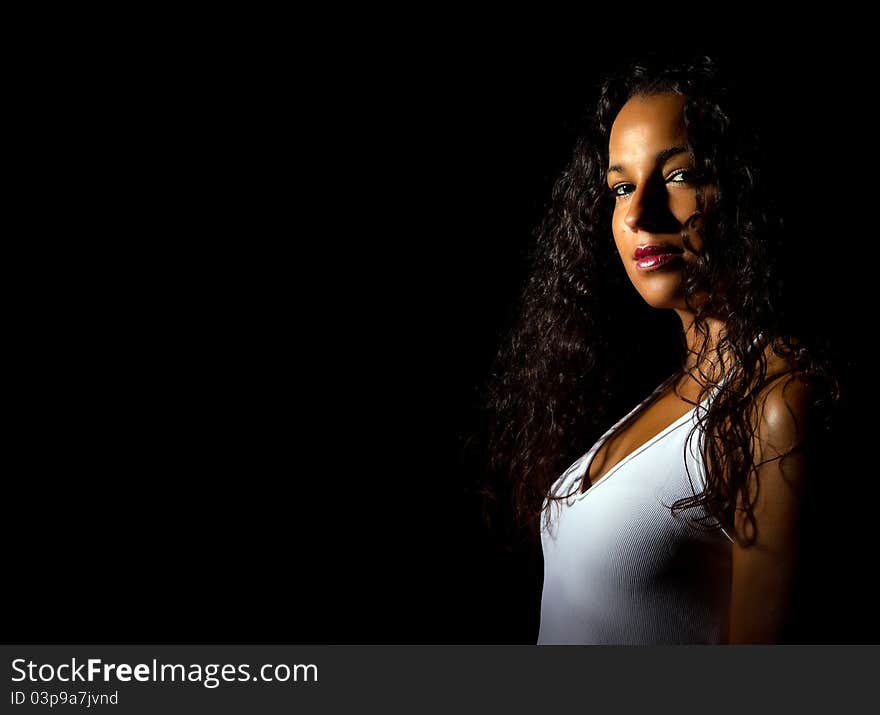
479, 53, 839, 644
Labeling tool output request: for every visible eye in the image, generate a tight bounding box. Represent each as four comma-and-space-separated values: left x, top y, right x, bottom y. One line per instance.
609, 183, 634, 199
668, 169, 693, 184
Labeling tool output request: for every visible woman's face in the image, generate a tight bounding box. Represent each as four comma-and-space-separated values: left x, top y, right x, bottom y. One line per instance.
607, 91, 705, 312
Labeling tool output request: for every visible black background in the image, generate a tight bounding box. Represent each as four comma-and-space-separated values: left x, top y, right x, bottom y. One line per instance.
10, 19, 879, 643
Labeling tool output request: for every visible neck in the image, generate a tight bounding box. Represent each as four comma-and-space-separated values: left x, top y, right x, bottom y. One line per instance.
674, 308, 732, 380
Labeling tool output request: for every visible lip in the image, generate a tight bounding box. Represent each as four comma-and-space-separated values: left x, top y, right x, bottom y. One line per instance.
633, 243, 684, 271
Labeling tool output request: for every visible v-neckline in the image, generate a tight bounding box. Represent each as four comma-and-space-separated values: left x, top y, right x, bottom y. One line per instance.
575, 401, 698, 499
571, 369, 716, 500
564, 343, 755, 502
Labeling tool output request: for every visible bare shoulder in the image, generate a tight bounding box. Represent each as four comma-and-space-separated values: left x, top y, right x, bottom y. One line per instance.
727, 341, 815, 642
752, 342, 814, 456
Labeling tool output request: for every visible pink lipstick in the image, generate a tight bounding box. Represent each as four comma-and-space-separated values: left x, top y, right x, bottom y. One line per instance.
633, 244, 683, 271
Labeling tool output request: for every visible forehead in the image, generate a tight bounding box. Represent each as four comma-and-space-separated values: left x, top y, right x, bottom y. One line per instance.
608, 93, 688, 160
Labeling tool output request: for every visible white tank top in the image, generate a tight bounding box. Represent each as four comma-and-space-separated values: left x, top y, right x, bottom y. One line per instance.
537, 370, 736, 645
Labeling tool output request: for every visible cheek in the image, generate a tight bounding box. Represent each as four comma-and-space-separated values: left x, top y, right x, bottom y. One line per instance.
610, 207, 627, 255
671, 189, 700, 222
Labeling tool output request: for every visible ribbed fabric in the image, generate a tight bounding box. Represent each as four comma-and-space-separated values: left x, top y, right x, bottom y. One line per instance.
537, 371, 736, 645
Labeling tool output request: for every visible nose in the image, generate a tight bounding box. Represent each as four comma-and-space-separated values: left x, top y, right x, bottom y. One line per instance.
621, 177, 679, 235
623, 185, 647, 233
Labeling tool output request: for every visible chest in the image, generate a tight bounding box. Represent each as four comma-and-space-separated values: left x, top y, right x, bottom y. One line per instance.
584, 391, 699, 491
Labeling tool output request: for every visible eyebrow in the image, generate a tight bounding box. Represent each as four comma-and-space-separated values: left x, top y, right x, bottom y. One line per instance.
607, 145, 689, 179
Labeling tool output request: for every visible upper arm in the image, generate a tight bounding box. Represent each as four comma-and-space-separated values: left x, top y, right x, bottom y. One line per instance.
726, 371, 813, 644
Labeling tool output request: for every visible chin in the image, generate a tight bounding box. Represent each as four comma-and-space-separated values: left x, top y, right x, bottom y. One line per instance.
629, 274, 686, 310
640, 294, 685, 310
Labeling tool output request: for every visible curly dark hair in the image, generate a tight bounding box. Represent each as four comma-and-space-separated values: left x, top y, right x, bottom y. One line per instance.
476, 51, 840, 551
